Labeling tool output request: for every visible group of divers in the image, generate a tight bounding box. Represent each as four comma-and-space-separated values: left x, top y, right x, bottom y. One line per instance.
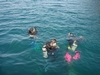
28, 27, 83, 63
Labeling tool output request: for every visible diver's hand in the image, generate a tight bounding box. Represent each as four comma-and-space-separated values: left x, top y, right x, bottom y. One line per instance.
34, 36, 38, 39
56, 45, 60, 48
79, 36, 83, 39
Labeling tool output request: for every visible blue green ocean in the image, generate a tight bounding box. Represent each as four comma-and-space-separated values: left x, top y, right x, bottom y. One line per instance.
0, 0, 100, 75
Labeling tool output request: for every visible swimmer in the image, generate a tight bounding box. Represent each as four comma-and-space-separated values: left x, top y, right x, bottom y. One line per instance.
66, 33, 83, 51
42, 39, 59, 58
28, 27, 37, 38
64, 33, 83, 63
49, 39, 59, 50
66, 33, 75, 49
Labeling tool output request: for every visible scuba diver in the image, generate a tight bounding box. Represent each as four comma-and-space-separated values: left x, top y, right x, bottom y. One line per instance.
66, 33, 83, 51
28, 27, 38, 38
42, 39, 59, 58
66, 33, 75, 50
64, 33, 83, 63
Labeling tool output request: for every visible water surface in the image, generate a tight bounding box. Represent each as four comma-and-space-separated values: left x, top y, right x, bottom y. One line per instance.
0, 0, 100, 75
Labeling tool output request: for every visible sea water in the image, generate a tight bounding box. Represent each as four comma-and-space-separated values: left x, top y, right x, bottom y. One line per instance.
0, 0, 100, 75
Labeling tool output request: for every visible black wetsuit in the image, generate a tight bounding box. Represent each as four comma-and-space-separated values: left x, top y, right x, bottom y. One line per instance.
45, 42, 57, 55
67, 39, 74, 48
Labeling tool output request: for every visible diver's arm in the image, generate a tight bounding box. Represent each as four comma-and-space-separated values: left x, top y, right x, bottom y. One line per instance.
42, 45, 46, 48
42, 45, 47, 52
56, 45, 60, 48
77, 36, 83, 42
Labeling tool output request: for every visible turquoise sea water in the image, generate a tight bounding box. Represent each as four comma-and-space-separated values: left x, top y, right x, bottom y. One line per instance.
0, 0, 100, 75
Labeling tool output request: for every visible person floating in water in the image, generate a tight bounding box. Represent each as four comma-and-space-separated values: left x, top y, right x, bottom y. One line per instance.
66, 33, 83, 51
42, 39, 59, 58
28, 27, 37, 38
64, 33, 83, 63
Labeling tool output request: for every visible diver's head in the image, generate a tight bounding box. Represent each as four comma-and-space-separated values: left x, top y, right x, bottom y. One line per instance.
30, 27, 36, 32
30, 28, 33, 31
51, 39, 56, 43
68, 33, 74, 37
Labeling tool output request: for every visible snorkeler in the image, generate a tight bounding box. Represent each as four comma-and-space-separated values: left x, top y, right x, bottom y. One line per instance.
28, 27, 37, 38
42, 39, 59, 58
